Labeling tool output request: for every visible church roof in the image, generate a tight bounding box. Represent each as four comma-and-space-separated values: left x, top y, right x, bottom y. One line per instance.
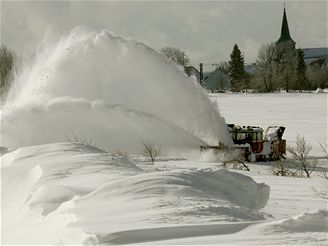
276, 7, 295, 45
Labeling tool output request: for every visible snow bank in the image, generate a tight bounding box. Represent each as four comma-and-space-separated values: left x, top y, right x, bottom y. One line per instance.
1, 143, 142, 244
1, 27, 232, 154
276, 209, 328, 233
315, 88, 325, 93
1, 143, 269, 245
73, 168, 270, 232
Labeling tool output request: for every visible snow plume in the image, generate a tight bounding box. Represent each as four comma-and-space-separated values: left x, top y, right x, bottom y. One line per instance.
1, 27, 231, 154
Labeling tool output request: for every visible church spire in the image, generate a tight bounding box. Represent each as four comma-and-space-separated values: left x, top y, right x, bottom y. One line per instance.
276, 5, 295, 45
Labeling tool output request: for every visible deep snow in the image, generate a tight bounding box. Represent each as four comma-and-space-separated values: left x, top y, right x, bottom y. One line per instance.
2, 142, 327, 245
2, 142, 271, 245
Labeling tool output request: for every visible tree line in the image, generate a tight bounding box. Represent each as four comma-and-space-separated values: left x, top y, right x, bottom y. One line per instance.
228, 43, 327, 92
159, 44, 327, 92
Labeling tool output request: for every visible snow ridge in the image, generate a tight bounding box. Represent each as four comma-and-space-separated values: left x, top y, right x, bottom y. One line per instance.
2, 143, 270, 245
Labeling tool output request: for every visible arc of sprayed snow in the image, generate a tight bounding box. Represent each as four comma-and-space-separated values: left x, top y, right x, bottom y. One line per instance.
45, 98, 209, 146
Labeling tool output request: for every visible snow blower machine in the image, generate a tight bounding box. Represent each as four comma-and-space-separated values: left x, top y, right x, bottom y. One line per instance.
201, 124, 286, 162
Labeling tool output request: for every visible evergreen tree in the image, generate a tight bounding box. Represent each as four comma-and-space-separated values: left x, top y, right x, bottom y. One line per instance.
295, 49, 307, 91
228, 44, 245, 91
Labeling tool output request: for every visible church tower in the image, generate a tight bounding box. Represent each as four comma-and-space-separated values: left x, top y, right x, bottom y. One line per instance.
276, 5, 296, 47
275, 5, 296, 62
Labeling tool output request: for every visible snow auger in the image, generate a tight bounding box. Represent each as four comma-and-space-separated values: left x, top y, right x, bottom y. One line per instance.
201, 124, 286, 162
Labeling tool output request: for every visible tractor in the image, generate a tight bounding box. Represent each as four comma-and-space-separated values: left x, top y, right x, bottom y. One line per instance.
201, 124, 286, 162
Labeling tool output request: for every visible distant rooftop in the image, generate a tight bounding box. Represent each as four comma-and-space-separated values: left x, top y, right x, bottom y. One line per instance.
302, 47, 328, 68
302, 47, 328, 59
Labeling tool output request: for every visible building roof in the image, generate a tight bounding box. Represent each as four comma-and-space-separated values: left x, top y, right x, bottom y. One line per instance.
245, 64, 256, 74
302, 48, 328, 59
302, 47, 328, 68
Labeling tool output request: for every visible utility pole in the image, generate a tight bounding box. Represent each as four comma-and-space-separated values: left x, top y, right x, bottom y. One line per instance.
199, 63, 203, 84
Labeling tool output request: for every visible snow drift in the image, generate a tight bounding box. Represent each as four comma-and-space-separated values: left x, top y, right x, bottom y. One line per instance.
2, 143, 270, 245
274, 209, 328, 233
1, 27, 231, 154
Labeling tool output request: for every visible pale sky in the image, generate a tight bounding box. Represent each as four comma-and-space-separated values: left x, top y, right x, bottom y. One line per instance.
1, 0, 327, 66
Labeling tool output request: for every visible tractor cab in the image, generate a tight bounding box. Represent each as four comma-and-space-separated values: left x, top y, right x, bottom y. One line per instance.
228, 124, 264, 154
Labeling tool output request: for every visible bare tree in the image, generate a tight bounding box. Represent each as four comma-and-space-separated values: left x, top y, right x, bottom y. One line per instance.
287, 135, 317, 178
273, 160, 289, 176
314, 171, 328, 199
160, 47, 190, 66
254, 42, 306, 92
65, 131, 94, 146
306, 64, 328, 90
254, 43, 279, 92
232, 159, 250, 171
319, 142, 328, 159
313, 143, 328, 199
272, 160, 300, 177
142, 140, 160, 165
276, 42, 298, 92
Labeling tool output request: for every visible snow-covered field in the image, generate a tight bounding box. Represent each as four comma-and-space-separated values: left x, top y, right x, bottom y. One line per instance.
210, 93, 327, 156
1, 28, 327, 245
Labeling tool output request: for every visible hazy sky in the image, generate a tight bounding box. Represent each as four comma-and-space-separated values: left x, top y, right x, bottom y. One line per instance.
1, 1, 327, 66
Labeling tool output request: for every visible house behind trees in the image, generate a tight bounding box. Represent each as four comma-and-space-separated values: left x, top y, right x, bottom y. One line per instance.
202, 68, 230, 92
